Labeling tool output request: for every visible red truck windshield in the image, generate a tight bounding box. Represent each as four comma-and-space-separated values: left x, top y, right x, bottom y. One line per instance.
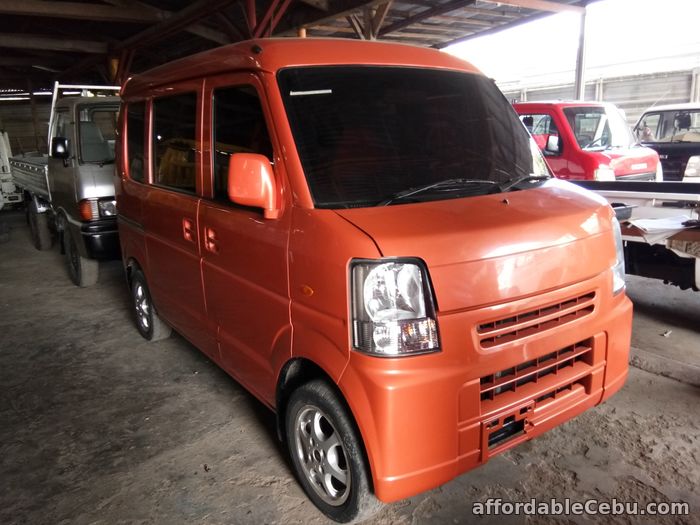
278, 66, 547, 209
563, 106, 635, 150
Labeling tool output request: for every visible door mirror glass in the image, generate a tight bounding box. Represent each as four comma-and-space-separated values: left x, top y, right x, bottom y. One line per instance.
51, 137, 70, 159
227, 153, 279, 219
544, 134, 560, 155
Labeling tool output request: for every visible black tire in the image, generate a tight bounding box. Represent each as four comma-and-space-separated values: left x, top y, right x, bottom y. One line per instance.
131, 268, 171, 342
64, 228, 98, 287
27, 201, 52, 251
285, 380, 382, 523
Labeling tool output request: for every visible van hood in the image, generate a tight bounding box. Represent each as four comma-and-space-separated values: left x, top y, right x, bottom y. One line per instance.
334, 179, 616, 311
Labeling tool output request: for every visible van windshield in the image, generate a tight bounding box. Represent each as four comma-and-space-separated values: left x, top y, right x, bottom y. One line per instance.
278, 66, 548, 209
562, 106, 635, 150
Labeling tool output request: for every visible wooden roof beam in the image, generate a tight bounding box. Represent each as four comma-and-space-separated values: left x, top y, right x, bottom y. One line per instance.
102, 0, 230, 45
0, 0, 162, 23
479, 0, 585, 14
0, 34, 107, 54
379, 0, 477, 36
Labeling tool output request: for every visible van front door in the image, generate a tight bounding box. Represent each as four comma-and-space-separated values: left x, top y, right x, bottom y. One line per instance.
199, 77, 291, 404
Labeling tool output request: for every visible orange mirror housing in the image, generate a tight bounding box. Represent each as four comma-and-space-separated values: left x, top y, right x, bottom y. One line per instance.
227, 153, 279, 219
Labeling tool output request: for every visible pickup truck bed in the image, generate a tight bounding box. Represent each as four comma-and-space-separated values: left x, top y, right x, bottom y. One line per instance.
573, 180, 700, 291
9, 154, 50, 201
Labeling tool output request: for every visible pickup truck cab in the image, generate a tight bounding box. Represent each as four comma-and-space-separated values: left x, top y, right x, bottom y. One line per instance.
634, 102, 700, 181
515, 101, 661, 181
10, 84, 120, 286
117, 39, 632, 522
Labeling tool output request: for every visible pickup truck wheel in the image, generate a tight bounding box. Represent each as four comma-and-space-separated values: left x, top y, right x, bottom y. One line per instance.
28, 201, 52, 251
131, 269, 171, 342
64, 228, 98, 287
286, 380, 382, 523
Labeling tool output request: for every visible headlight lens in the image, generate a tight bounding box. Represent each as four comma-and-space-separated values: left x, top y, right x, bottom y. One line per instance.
351, 260, 439, 356
98, 199, 117, 217
683, 155, 700, 179
594, 165, 616, 181
611, 217, 626, 295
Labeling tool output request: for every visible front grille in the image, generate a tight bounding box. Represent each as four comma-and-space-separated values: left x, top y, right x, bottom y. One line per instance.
477, 292, 595, 348
480, 339, 593, 402
661, 158, 687, 181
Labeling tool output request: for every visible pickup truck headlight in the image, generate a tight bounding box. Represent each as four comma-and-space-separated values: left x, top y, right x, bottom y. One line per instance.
611, 217, 626, 295
78, 198, 117, 220
351, 259, 439, 356
98, 199, 117, 217
594, 165, 616, 181
683, 156, 700, 179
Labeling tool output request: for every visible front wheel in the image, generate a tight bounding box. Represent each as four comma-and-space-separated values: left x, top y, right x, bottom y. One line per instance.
286, 380, 382, 523
64, 228, 98, 287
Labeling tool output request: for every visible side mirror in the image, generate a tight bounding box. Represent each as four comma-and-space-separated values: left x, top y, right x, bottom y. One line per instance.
227, 153, 279, 219
51, 137, 70, 159
544, 134, 560, 155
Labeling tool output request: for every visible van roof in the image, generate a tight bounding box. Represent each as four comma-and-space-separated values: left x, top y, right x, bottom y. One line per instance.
122, 38, 481, 96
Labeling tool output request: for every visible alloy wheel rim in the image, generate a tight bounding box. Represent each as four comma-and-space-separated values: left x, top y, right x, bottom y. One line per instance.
294, 406, 351, 506
134, 283, 151, 332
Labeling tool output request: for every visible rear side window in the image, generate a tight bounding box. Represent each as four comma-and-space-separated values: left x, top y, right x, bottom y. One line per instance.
212, 86, 273, 202
153, 93, 197, 193
127, 102, 145, 182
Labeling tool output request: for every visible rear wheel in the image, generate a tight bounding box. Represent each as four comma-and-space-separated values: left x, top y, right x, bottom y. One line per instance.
286, 380, 382, 523
131, 268, 171, 341
27, 200, 52, 251
64, 228, 98, 287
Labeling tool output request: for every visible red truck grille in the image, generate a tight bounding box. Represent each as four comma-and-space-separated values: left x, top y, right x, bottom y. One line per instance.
480, 339, 593, 402
478, 292, 595, 348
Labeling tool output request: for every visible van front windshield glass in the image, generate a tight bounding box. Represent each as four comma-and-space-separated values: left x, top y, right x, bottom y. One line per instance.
278, 66, 548, 209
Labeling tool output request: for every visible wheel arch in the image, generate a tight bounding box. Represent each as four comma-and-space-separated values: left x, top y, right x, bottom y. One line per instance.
275, 357, 376, 493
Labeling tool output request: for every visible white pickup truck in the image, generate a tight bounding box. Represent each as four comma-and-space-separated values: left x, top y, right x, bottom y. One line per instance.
10, 83, 120, 286
575, 180, 700, 292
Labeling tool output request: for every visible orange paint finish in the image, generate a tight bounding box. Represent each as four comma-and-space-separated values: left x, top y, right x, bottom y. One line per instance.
116, 38, 633, 510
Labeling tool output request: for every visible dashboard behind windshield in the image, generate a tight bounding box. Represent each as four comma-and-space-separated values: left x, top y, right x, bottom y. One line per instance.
278, 66, 546, 209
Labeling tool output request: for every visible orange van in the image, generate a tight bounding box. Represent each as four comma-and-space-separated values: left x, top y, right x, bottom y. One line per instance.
116, 39, 632, 522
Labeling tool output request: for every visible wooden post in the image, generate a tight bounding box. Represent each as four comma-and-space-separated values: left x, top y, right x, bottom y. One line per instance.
26, 79, 43, 153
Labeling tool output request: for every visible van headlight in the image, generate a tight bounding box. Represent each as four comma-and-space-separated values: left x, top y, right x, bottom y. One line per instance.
351, 259, 440, 356
683, 156, 700, 179
611, 217, 626, 295
594, 165, 616, 181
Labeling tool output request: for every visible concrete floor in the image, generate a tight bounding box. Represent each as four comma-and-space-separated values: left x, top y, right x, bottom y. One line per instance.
1, 209, 699, 525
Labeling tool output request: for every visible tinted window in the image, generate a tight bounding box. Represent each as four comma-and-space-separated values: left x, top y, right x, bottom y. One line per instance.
278, 67, 539, 209
153, 93, 197, 193
213, 86, 273, 201
126, 103, 145, 181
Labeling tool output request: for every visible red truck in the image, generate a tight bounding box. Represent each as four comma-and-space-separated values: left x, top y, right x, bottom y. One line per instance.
515, 101, 662, 181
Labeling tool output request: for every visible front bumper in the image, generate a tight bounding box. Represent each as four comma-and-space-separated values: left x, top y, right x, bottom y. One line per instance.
338, 272, 632, 503
68, 217, 120, 260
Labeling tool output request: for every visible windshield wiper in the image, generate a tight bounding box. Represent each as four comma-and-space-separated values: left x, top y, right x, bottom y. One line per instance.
378, 178, 497, 206
495, 174, 551, 193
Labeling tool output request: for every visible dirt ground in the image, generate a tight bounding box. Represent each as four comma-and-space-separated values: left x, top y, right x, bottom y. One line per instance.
1, 209, 698, 524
